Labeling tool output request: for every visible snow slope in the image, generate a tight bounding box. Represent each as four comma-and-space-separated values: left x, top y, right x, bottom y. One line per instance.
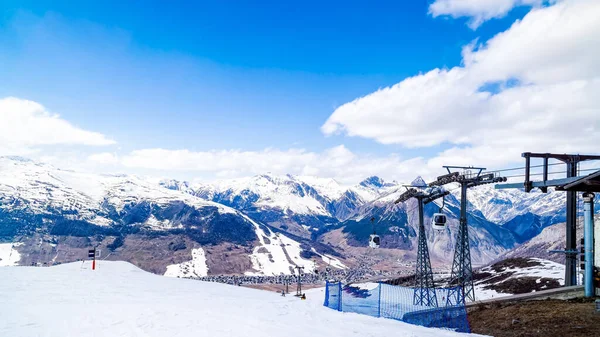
0, 261, 476, 337
0, 243, 21, 266
164, 248, 209, 278
245, 217, 341, 275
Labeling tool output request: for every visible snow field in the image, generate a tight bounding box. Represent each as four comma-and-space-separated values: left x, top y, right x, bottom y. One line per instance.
0, 261, 479, 337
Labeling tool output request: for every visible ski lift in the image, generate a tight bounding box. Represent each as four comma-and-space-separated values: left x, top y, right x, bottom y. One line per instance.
432, 214, 447, 230
432, 195, 447, 230
369, 217, 380, 248
369, 234, 380, 248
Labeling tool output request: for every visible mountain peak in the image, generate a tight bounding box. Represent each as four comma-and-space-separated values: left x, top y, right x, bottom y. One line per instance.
359, 176, 385, 188
2, 156, 34, 163
410, 176, 427, 187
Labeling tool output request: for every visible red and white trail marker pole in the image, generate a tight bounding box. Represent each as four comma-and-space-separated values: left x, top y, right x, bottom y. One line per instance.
88, 249, 96, 270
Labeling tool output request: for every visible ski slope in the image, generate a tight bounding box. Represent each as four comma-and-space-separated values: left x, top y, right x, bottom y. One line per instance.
0, 243, 21, 266
0, 261, 478, 337
164, 248, 209, 278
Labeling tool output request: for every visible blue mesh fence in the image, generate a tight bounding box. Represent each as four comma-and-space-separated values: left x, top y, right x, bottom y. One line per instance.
323, 281, 470, 333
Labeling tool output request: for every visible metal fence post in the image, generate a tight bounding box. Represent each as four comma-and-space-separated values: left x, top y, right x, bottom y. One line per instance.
338, 282, 342, 312
324, 280, 329, 307
378, 282, 382, 318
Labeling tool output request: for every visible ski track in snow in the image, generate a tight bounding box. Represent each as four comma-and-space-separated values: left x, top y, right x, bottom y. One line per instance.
0, 261, 479, 337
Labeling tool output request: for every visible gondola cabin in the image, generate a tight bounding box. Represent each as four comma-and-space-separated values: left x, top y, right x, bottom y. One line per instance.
369, 234, 380, 248
431, 213, 447, 230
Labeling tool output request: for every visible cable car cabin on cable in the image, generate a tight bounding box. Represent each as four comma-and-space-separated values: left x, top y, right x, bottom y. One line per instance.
369, 234, 380, 248
432, 213, 447, 230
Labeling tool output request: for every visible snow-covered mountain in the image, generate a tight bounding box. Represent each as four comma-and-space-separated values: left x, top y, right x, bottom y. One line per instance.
164, 173, 600, 266
162, 174, 401, 238
0, 157, 339, 275
3, 155, 595, 274
461, 184, 600, 243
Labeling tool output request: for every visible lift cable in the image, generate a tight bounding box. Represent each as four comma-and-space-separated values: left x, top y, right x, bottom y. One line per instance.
483, 162, 564, 174
500, 167, 600, 179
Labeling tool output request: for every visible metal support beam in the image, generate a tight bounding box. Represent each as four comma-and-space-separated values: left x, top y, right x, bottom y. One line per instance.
566, 162, 578, 286
541, 157, 549, 193
447, 182, 475, 305
413, 197, 438, 307
525, 155, 532, 192
495, 177, 581, 190
583, 193, 595, 297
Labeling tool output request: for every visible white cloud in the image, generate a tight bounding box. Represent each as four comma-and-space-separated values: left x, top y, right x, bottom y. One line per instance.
429, 0, 548, 29
0, 97, 115, 154
119, 145, 429, 185
87, 152, 119, 165
323, 0, 600, 170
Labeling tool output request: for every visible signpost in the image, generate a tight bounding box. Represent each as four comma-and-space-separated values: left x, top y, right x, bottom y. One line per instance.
88, 249, 96, 270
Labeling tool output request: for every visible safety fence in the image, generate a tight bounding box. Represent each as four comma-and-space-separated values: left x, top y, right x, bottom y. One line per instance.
323, 281, 470, 333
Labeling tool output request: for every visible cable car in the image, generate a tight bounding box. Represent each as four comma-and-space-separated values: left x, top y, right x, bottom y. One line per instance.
369, 234, 380, 248
431, 213, 447, 230
368, 217, 380, 248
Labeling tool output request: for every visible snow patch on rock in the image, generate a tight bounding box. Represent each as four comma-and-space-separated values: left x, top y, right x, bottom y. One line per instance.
164, 248, 208, 278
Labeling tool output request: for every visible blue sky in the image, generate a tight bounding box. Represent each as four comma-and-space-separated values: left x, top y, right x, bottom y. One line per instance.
0, 0, 597, 184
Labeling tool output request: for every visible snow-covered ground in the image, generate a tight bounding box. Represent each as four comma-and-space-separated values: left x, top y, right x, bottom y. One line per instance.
0, 261, 478, 337
0, 243, 21, 266
164, 248, 209, 278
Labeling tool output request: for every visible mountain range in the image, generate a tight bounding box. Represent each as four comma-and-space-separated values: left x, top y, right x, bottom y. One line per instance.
0, 156, 597, 275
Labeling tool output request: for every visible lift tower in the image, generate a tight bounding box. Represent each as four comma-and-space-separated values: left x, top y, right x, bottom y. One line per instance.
395, 185, 450, 307
430, 167, 506, 305
295, 266, 304, 297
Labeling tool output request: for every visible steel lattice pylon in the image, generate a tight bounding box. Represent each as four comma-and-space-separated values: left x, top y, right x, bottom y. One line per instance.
413, 198, 438, 307
446, 183, 474, 305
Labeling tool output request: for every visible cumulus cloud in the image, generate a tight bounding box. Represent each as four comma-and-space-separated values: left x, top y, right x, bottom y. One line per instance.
429, 0, 548, 29
323, 0, 600, 170
119, 145, 430, 185
0, 97, 115, 154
